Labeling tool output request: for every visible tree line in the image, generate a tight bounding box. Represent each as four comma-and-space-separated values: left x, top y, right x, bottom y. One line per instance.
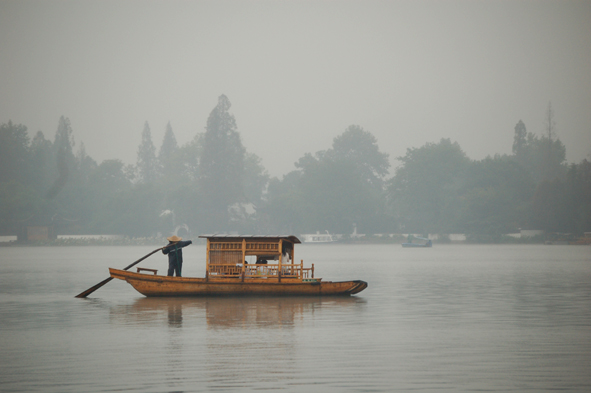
1, 96, 589, 241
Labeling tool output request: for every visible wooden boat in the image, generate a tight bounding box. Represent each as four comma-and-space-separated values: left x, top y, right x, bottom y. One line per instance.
110, 235, 367, 297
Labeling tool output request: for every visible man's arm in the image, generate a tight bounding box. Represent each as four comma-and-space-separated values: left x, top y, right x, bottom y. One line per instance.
178, 240, 192, 248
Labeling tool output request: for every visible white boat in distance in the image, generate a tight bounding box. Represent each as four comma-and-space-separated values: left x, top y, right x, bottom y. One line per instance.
301, 231, 337, 243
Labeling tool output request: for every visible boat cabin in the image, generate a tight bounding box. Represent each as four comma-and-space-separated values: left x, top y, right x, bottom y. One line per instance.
198, 235, 314, 281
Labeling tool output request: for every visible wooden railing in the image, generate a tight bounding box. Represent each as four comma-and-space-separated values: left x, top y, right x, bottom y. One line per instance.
208, 264, 243, 277
207, 262, 314, 279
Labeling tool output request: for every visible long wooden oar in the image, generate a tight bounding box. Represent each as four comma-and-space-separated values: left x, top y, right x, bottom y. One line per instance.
75, 246, 164, 298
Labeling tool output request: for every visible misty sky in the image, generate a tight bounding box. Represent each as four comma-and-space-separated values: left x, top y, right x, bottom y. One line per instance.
1, 0, 590, 177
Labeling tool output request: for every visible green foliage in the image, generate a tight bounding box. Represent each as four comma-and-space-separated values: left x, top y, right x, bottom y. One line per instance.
388, 138, 470, 233
53, 116, 75, 158
158, 122, 180, 180
565, 160, 591, 233
0, 180, 42, 228
136, 122, 158, 184
298, 158, 386, 233
47, 117, 76, 199
511, 120, 567, 182
260, 171, 305, 234
457, 156, 535, 236
0, 121, 30, 184
1, 100, 587, 241
265, 125, 391, 234
512, 120, 527, 155
29, 131, 55, 196
89, 183, 164, 236
244, 153, 269, 207
198, 95, 246, 229
177, 133, 202, 181
529, 179, 570, 232
327, 125, 390, 188
529, 160, 591, 234
89, 159, 131, 192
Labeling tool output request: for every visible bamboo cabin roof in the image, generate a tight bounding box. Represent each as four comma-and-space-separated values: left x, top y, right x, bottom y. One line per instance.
198, 235, 301, 244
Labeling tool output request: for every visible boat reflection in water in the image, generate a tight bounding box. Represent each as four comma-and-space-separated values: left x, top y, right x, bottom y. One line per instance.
109, 295, 366, 329
108, 296, 366, 388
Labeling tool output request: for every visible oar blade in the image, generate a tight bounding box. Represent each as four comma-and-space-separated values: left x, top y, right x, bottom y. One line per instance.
75, 277, 113, 298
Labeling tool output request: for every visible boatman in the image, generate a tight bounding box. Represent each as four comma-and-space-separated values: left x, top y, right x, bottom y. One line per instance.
162, 235, 192, 277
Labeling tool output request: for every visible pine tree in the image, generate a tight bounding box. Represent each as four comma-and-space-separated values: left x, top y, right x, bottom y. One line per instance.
29, 131, 54, 195
198, 95, 246, 229
159, 122, 179, 179
53, 116, 75, 157
542, 102, 560, 181
47, 116, 76, 199
512, 120, 527, 155
136, 122, 158, 184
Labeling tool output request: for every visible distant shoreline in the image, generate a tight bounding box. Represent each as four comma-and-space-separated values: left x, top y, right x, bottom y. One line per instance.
2, 234, 582, 246
0, 236, 178, 247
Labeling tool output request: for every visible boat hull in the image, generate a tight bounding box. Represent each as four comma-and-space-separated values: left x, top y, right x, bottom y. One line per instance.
401, 243, 431, 248
109, 269, 367, 297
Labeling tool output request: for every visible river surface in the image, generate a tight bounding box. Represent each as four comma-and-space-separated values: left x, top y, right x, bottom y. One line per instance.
0, 244, 590, 392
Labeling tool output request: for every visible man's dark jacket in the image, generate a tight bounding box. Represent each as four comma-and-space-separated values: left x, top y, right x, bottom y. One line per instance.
163, 240, 192, 276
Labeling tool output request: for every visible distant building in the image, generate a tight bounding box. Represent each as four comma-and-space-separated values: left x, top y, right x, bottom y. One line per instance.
521, 229, 544, 238
17, 226, 57, 242
448, 234, 467, 242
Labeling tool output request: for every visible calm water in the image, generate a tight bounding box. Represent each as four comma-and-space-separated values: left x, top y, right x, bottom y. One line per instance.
0, 244, 590, 392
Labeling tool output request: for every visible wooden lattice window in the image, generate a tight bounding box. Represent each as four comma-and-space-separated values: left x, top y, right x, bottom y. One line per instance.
209, 250, 242, 265
245, 242, 279, 251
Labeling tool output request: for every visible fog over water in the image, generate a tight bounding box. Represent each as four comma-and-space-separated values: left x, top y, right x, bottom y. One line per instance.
1, 0, 590, 177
